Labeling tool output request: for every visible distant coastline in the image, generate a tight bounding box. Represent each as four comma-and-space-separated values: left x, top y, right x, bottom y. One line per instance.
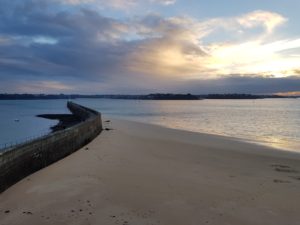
0, 93, 299, 100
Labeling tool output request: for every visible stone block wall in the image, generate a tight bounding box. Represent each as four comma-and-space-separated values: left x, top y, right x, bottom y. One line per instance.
0, 102, 102, 193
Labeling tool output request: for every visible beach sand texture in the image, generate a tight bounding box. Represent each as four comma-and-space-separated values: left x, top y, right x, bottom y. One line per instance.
1, 119, 300, 225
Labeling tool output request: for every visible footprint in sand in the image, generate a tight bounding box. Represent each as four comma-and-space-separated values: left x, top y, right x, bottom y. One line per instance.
289, 176, 300, 181
271, 164, 300, 183
273, 179, 291, 183
271, 164, 291, 169
271, 164, 299, 173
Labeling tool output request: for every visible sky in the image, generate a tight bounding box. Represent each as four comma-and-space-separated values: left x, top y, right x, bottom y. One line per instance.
0, 0, 300, 94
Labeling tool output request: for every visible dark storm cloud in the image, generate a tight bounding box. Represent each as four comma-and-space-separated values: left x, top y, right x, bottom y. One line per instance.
0, 2, 202, 85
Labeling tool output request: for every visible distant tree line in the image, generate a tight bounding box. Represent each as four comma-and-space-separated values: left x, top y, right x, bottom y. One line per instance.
0, 93, 298, 100
199, 94, 289, 99
0, 94, 77, 100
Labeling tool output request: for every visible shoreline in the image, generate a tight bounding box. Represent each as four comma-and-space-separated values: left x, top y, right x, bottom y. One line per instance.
1, 118, 300, 224
108, 116, 300, 155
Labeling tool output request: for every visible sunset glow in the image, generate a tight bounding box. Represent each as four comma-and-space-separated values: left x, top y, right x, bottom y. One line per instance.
0, 0, 299, 93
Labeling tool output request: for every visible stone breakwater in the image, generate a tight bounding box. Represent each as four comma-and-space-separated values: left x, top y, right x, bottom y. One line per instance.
0, 102, 102, 193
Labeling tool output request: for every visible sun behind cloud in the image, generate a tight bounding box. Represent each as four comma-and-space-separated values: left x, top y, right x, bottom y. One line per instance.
125, 11, 300, 79
0, 0, 300, 93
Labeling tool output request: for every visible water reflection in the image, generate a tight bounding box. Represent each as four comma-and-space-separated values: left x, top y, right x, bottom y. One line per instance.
75, 98, 300, 152
0, 98, 299, 152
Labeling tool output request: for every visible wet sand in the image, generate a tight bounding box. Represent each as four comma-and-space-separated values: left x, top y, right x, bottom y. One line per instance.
1, 119, 300, 225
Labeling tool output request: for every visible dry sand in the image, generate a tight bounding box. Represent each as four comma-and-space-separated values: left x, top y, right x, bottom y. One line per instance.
1, 119, 300, 225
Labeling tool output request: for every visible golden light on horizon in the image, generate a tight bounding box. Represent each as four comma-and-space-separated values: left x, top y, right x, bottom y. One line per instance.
200, 39, 300, 77
127, 36, 300, 80
275, 91, 300, 96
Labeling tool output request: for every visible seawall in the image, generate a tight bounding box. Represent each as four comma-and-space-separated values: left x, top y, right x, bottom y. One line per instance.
0, 102, 102, 193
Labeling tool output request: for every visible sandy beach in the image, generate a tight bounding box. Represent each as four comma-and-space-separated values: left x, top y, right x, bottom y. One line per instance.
1, 119, 300, 225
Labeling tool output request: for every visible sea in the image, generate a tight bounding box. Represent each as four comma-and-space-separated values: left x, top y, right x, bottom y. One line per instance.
0, 98, 299, 152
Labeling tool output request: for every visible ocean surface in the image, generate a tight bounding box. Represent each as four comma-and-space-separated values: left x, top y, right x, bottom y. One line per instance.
0, 98, 299, 152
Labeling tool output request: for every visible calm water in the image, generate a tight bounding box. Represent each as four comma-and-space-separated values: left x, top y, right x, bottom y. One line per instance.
0, 100, 69, 149
0, 98, 299, 152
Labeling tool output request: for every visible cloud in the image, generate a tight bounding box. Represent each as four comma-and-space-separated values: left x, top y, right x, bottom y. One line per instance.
0, 0, 299, 94
172, 76, 300, 95
125, 12, 298, 79
4, 75, 300, 95
58, 0, 175, 9
237, 10, 287, 34
151, 0, 176, 5
21, 80, 73, 92
0, 36, 13, 45
57, 0, 136, 9
127, 38, 207, 77
61, 0, 93, 4
294, 69, 300, 75
204, 39, 300, 77
0, 78, 74, 94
